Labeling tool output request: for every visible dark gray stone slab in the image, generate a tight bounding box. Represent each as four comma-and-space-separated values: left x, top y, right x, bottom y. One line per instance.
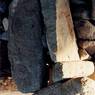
34, 78, 95, 95
40, 0, 79, 62
8, 0, 47, 93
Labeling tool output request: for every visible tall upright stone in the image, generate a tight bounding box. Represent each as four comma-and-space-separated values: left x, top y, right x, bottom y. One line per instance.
40, 0, 79, 62
8, 0, 47, 93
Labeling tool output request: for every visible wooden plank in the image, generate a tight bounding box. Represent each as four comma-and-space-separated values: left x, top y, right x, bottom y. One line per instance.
34, 78, 95, 95
52, 61, 94, 82
40, 0, 79, 62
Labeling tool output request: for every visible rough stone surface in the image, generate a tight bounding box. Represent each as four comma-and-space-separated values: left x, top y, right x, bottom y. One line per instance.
34, 78, 95, 95
75, 20, 95, 40
79, 41, 95, 56
8, 0, 47, 93
40, 0, 79, 62
0, 78, 95, 95
52, 61, 94, 82
78, 48, 91, 60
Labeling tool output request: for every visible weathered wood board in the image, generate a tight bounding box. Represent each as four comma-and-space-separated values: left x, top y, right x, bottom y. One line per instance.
40, 0, 79, 62
52, 61, 94, 82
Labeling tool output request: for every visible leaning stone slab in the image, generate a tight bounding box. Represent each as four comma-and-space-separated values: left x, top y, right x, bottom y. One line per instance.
34, 78, 95, 95
79, 41, 95, 56
40, 0, 79, 62
52, 61, 94, 82
8, 0, 47, 93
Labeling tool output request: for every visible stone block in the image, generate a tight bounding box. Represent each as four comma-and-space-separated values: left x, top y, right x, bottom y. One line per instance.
34, 78, 95, 95
52, 61, 94, 82
40, 0, 79, 62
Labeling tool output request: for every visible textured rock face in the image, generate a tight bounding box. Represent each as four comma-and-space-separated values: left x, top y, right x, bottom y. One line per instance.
74, 20, 95, 40
92, 0, 95, 20
70, 0, 91, 19
8, 0, 47, 93
34, 78, 95, 95
52, 61, 94, 82
40, 0, 79, 62
79, 41, 95, 56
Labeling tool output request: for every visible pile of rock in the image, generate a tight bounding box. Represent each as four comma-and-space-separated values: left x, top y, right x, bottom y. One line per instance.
6, 0, 95, 95
33, 0, 95, 95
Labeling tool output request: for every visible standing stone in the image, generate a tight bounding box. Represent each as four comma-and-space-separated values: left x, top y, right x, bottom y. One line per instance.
40, 0, 79, 62
8, 0, 47, 93
34, 78, 95, 95
52, 61, 94, 82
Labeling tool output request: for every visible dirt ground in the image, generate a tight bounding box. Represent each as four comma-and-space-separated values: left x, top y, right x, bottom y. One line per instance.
0, 77, 17, 94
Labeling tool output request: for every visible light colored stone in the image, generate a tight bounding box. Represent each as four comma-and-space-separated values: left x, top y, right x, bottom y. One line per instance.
52, 61, 94, 82
34, 78, 95, 95
80, 77, 95, 95
0, 91, 33, 95
40, 0, 79, 62
2, 18, 9, 31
